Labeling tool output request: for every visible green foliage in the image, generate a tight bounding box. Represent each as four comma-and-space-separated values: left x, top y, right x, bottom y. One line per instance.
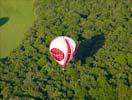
89, 76, 116, 100
0, 0, 131, 99
115, 54, 126, 65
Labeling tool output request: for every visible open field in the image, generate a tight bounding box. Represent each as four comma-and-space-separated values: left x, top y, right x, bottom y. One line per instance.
0, 0, 34, 57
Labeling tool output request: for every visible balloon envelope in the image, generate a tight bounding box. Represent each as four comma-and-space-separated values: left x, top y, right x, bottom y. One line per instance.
49, 36, 76, 66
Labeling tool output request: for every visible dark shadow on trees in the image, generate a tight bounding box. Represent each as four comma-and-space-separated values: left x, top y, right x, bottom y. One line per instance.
75, 34, 105, 64
0, 17, 9, 26
16, 94, 43, 100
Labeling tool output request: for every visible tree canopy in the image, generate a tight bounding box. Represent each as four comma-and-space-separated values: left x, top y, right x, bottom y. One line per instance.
0, 0, 131, 99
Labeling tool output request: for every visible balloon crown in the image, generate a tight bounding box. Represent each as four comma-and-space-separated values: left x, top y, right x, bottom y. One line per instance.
49, 36, 76, 70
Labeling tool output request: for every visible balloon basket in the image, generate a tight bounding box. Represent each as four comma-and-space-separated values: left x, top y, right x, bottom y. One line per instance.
62, 67, 65, 71
61, 65, 66, 71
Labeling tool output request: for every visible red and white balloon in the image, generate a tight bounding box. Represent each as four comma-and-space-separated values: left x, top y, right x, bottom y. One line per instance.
49, 36, 76, 68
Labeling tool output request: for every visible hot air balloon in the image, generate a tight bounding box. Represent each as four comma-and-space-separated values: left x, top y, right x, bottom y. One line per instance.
49, 36, 76, 70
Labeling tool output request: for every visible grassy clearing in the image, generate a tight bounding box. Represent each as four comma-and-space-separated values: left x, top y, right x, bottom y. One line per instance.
0, 0, 34, 57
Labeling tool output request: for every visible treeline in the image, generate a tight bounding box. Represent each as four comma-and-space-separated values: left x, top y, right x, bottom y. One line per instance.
0, 0, 132, 99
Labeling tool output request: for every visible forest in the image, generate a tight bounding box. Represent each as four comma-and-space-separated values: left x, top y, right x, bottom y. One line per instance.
0, 0, 132, 99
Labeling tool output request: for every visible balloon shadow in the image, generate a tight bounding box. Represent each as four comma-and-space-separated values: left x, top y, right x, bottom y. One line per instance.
0, 17, 9, 26
75, 34, 105, 64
